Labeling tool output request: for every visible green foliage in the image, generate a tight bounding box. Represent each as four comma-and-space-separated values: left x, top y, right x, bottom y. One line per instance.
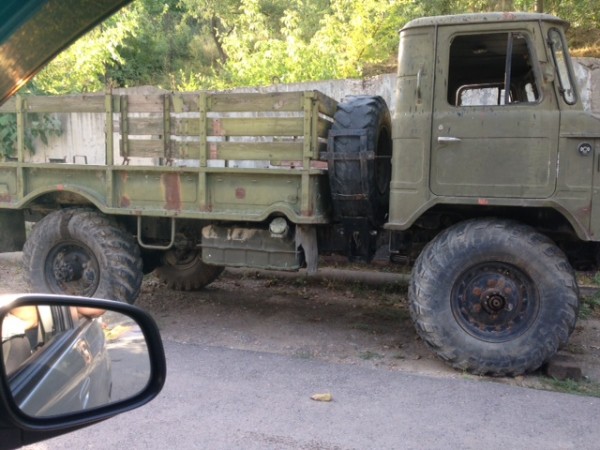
188, 0, 411, 89
580, 294, 600, 319
580, 272, 600, 319
24, 0, 600, 94
29, 7, 139, 93
0, 113, 62, 159
108, 0, 201, 88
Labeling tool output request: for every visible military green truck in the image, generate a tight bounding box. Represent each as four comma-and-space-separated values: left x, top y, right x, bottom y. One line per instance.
0, 12, 596, 376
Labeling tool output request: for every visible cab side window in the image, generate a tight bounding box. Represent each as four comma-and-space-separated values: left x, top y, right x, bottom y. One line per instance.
448, 32, 540, 106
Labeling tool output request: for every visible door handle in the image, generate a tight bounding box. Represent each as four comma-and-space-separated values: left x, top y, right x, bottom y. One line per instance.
438, 136, 462, 143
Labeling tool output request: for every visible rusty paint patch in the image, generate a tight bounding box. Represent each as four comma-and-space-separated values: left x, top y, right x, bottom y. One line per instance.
57, 184, 65, 191
162, 172, 182, 211
235, 188, 246, 199
120, 195, 131, 207
212, 119, 224, 136
477, 198, 489, 205
0, 194, 11, 203
577, 206, 591, 219
209, 143, 218, 159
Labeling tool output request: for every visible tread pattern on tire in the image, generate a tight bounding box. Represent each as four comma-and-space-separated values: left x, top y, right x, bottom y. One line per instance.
155, 254, 223, 291
329, 95, 392, 226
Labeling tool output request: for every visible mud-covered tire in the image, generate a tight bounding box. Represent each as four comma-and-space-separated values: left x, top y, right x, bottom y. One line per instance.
155, 249, 223, 291
328, 95, 392, 226
23, 208, 143, 304
409, 218, 579, 376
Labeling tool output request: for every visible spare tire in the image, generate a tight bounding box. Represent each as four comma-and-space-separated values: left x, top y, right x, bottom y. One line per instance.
325, 96, 392, 227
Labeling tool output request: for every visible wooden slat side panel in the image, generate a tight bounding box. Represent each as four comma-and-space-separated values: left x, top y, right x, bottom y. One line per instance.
126, 140, 165, 158
170, 141, 304, 161
207, 92, 304, 112
25, 96, 106, 113
170, 93, 200, 113
170, 141, 200, 160
172, 117, 305, 137
125, 95, 165, 113
314, 91, 338, 117
0, 96, 106, 113
215, 142, 304, 161
0, 97, 17, 112
124, 118, 165, 136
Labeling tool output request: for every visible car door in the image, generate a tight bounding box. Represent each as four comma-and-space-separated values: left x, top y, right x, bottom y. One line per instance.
8, 306, 111, 417
430, 24, 560, 199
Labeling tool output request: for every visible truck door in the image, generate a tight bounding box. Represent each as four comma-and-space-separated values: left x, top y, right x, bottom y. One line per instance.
430, 27, 560, 199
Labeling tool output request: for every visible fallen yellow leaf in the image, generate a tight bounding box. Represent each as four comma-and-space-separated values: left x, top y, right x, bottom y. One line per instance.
310, 393, 333, 402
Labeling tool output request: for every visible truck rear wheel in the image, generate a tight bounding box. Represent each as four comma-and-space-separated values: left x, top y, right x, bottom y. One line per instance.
409, 218, 579, 376
155, 249, 223, 291
23, 208, 143, 304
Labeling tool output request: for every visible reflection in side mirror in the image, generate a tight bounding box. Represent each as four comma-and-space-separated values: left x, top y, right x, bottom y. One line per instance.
2, 304, 151, 418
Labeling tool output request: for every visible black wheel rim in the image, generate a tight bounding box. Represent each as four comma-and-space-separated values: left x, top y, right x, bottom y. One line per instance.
44, 240, 100, 296
451, 262, 539, 342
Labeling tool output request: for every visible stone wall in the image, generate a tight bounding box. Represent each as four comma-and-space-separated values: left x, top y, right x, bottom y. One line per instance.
574, 58, 600, 113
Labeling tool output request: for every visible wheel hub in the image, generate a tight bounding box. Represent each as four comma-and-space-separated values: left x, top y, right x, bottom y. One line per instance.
481, 289, 511, 314
452, 262, 539, 342
45, 242, 100, 296
53, 252, 84, 282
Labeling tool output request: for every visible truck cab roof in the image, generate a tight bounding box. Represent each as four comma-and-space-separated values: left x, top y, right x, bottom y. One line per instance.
402, 12, 569, 31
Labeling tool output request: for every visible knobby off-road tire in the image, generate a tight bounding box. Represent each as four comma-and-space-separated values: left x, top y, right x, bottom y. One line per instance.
328, 95, 392, 227
155, 249, 224, 291
409, 218, 579, 376
23, 208, 143, 304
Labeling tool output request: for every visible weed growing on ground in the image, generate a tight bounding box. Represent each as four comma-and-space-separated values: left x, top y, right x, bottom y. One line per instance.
539, 377, 600, 398
580, 293, 600, 320
358, 351, 384, 360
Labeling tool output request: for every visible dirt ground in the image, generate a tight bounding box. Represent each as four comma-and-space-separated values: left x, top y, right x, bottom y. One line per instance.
1, 252, 600, 395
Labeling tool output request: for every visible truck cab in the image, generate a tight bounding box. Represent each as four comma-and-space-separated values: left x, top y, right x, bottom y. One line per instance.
389, 13, 600, 262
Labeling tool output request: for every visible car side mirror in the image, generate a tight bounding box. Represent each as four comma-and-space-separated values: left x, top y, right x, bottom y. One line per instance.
0, 294, 166, 449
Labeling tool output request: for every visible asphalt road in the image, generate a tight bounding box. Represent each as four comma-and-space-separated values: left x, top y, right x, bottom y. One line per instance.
24, 339, 600, 450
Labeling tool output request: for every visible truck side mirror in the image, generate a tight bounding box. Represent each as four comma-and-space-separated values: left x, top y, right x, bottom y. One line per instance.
0, 294, 166, 449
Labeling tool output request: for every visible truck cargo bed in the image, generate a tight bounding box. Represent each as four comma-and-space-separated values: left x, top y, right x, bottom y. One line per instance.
0, 90, 337, 223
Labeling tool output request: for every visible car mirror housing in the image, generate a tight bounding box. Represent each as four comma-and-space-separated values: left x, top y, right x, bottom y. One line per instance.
0, 294, 166, 449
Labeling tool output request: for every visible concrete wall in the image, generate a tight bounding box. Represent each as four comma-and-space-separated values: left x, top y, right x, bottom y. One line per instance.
26, 58, 600, 164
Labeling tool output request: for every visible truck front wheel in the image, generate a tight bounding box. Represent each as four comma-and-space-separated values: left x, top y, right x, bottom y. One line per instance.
409, 218, 579, 376
23, 208, 143, 304
155, 249, 223, 291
